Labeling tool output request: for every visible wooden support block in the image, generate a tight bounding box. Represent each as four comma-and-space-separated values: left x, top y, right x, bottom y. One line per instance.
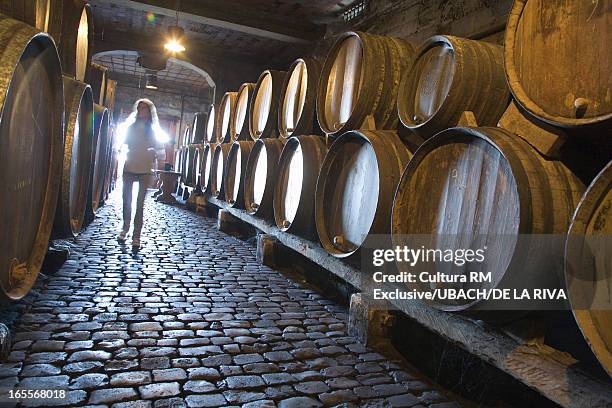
348, 293, 396, 346
498, 101, 567, 158
217, 209, 256, 239
257, 234, 281, 268
458, 110, 478, 127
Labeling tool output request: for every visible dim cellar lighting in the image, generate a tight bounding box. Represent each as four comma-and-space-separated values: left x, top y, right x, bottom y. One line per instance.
145, 73, 158, 90
164, 25, 186, 53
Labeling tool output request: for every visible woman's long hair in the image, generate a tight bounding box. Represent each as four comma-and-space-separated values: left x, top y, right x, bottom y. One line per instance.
127, 98, 160, 129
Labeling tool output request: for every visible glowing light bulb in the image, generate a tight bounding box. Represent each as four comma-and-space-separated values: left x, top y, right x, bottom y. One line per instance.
164, 39, 185, 53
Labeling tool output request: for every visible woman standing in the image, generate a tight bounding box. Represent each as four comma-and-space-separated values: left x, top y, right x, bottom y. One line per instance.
118, 98, 165, 249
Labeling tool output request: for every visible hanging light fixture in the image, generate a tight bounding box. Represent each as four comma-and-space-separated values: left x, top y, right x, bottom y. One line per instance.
164, 0, 186, 53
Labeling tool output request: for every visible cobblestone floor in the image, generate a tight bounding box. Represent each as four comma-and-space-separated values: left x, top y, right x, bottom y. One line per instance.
0, 188, 462, 408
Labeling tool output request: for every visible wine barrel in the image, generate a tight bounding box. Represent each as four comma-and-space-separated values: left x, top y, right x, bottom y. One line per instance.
85, 62, 107, 105
315, 130, 412, 258
90, 104, 109, 212
0, 0, 50, 30
46, 0, 92, 82
205, 104, 218, 143
104, 78, 117, 114
397, 35, 509, 138
100, 126, 115, 203
279, 58, 322, 138
210, 143, 232, 198
317, 31, 416, 138
201, 143, 218, 194
565, 161, 612, 376
191, 112, 208, 144
217, 91, 237, 143
505, 0, 611, 127
233, 82, 256, 141
224, 141, 255, 208
173, 145, 181, 172
391, 127, 585, 312
249, 70, 287, 140
186, 144, 202, 187
244, 139, 285, 219
0, 16, 64, 300
178, 145, 188, 181
274, 135, 327, 239
53, 77, 94, 239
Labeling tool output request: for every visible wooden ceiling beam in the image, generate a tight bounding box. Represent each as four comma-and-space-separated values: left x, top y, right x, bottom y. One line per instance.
92, 0, 323, 44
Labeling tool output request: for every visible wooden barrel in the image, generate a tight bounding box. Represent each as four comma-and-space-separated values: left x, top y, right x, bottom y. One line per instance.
201, 143, 218, 193
178, 145, 188, 181
217, 91, 237, 143
565, 161, 612, 376
210, 143, 232, 198
90, 104, 109, 212
104, 78, 117, 114
274, 135, 327, 239
397, 35, 509, 138
173, 145, 181, 172
249, 70, 287, 140
0, 16, 64, 300
316, 31, 416, 138
224, 141, 255, 208
205, 104, 218, 143
100, 126, 114, 203
315, 130, 412, 258
391, 127, 585, 312
0, 0, 50, 31
233, 82, 256, 141
186, 144, 203, 187
191, 112, 207, 144
505, 0, 611, 127
85, 62, 107, 105
279, 58, 322, 138
53, 77, 94, 238
244, 139, 285, 218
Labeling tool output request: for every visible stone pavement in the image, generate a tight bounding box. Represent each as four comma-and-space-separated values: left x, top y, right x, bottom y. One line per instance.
0, 188, 463, 407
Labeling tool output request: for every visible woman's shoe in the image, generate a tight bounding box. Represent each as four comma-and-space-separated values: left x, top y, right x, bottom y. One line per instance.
132, 237, 141, 249
117, 230, 127, 242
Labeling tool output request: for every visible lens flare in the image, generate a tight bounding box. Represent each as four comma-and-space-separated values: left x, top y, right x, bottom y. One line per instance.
146, 11, 156, 23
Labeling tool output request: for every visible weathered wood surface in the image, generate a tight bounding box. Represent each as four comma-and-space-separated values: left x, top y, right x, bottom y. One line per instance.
244, 138, 285, 219
278, 58, 322, 138
210, 143, 232, 198
224, 141, 255, 208
53, 77, 93, 239
217, 91, 237, 143
315, 130, 413, 259
205, 195, 612, 408
392, 126, 585, 312
191, 112, 208, 144
249, 70, 287, 140
317, 31, 415, 138
504, 0, 612, 127
398, 35, 509, 138
85, 62, 107, 105
0, 16, 64, 301
273, 135, 327, 239
205, 103, 218, 143
90, 104, 110, 213
565, 161, 612, 376
233, 82, 256, 141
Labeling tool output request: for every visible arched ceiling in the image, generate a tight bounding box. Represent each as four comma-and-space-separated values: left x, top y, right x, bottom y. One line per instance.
93, 50, 214, 97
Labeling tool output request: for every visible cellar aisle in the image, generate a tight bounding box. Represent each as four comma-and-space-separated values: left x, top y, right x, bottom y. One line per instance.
0, 186, 461, 408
